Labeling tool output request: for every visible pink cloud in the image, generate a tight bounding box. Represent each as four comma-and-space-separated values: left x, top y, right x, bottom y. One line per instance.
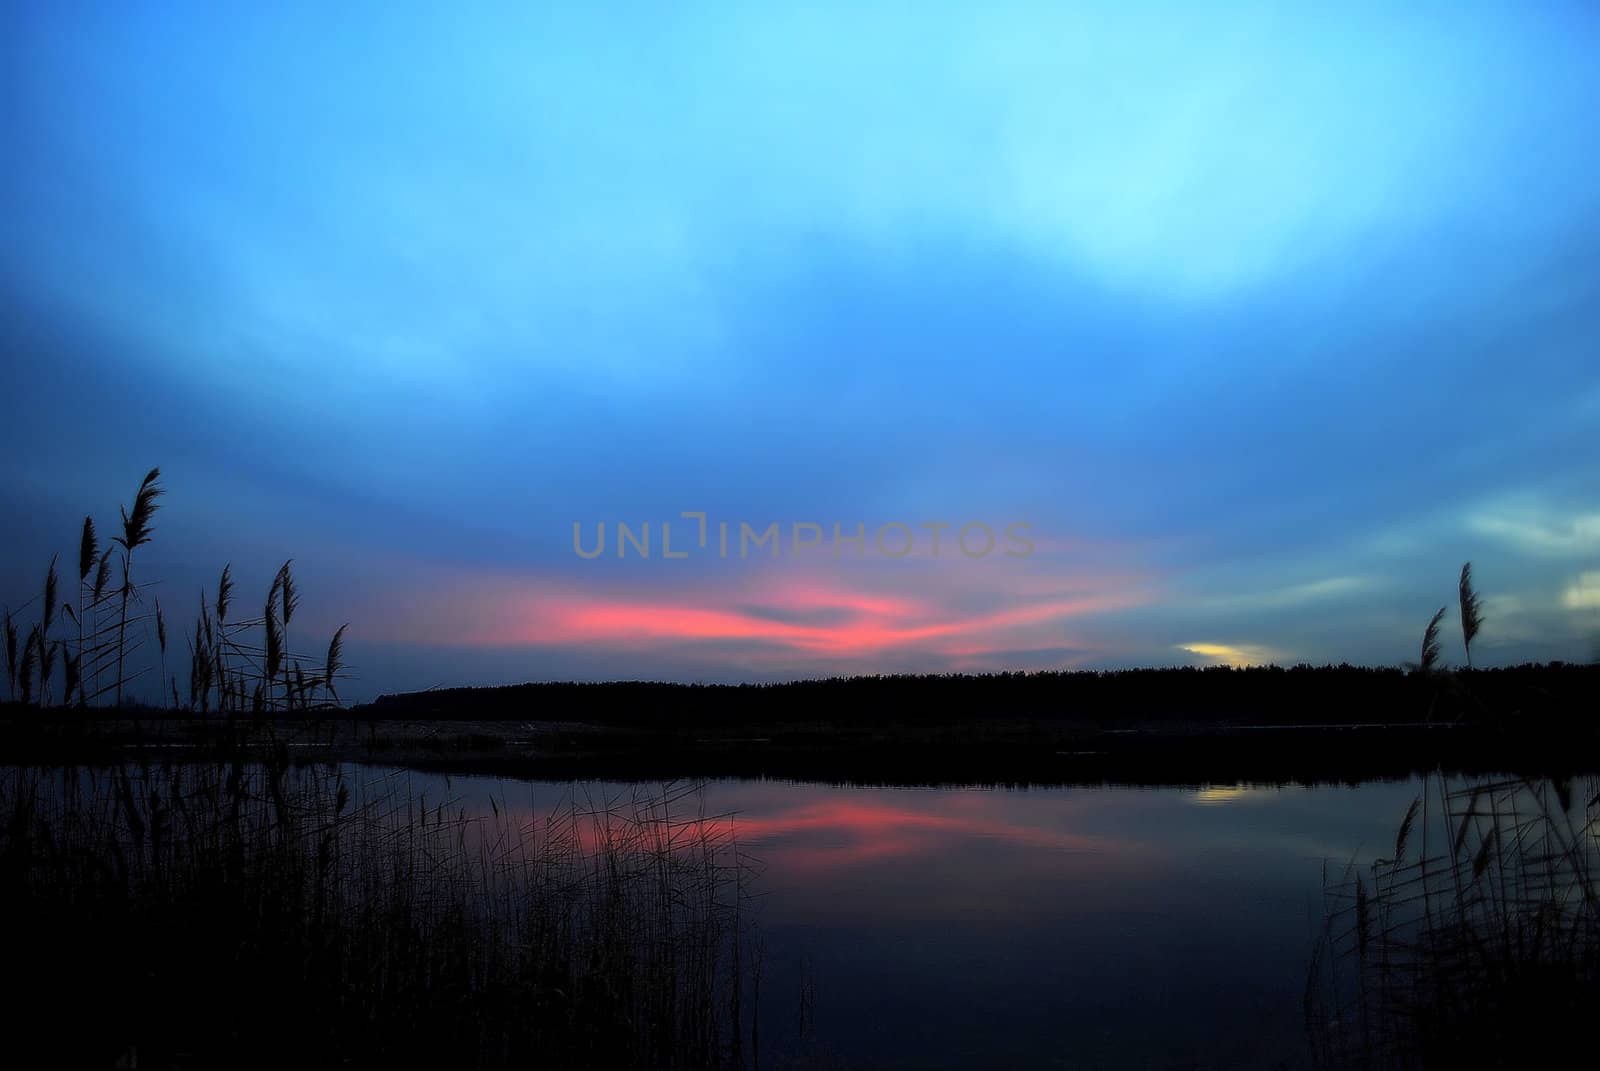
360, 554, 1156, 672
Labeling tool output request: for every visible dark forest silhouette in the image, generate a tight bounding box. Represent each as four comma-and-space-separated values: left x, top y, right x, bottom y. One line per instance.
3, 471, 1595, 768
2, 473, 1597, 1071
369, 661, 1597, 730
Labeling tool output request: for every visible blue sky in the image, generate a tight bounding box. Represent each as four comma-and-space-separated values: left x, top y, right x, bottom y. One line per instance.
3, 1, 1598, 698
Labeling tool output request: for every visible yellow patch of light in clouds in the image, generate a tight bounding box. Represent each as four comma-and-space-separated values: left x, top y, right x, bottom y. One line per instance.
1178, 642, 1278, 667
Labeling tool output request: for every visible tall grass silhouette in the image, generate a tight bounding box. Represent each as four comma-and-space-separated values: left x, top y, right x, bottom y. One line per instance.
1310, 571, 1597, 1066
1407, 563, 1486, 679
0, 467, 349, 712
1459, 562, 1484, 670
0, 761, 761, 1069
1417, 607, 1447, 674
1308, 773, 1600, 1067
111, 467, 162, 706
0, 469, 768, 1064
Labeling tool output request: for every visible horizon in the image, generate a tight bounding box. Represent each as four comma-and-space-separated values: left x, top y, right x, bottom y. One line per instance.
4, 2, 1600, 702
8, 10, 1600, 1070
365, 658, 1592, 702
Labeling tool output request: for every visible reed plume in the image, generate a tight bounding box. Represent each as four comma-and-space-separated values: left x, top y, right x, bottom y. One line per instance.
117, 467, 163, 552
1458, 561, 1483, 669
215, 565, 232, 712
264, 579, 283, 708
276, 560, 298, 709
277, 561, 298, 626
37, 557, 60, 705
112, 468, 163, 705
42, 555, 58, 637
78, 518, 96, 581
1419, 607, 1446, 673
323, 623, 347, 703
92, 552, 111, 603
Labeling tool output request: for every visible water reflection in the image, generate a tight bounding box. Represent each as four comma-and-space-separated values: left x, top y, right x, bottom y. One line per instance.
404, 771, 1425, 1069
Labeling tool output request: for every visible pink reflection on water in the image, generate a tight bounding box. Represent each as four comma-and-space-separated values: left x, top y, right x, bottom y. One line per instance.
729, 798, 1117, 871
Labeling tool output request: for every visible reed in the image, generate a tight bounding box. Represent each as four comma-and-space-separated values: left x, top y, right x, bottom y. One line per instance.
1418, 607, 1446, 674
1308, 772, 1600, 1067
0, 762, 760, 1069
3, 468, 351, 713
39, 554, 58, 706
90, 548, 112, 701
18, 624, 37, 704
1458, 562, 1484, 671
214, 563, 234, 710
3, 609, 15, 701
277, 559, 299, 708
112, 467, 163, 706
74, 516, 95, 707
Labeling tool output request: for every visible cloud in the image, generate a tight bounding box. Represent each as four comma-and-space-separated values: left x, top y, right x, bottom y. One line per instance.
1177, 642, 1280, 667
350, 557, 1149, 679
5, 3, 1600, 689
1564, 572, 1600, 612
1195, 576, 1373, 612
1469, 509, 1600, 556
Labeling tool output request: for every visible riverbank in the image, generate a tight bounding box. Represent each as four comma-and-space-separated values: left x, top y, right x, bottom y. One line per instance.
3, 711, 1595, 786
5, 663, 1595, 784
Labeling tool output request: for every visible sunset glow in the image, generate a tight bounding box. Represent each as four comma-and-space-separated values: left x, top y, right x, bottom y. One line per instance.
4, 1, 1598, 696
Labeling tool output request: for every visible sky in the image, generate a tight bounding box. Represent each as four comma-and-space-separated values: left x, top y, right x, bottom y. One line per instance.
3, 1, 1598, 700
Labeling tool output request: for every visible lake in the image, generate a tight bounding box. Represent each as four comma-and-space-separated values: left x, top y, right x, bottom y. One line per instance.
391, 769, 1426, 1069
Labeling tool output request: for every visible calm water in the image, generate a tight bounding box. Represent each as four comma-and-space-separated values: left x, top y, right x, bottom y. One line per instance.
399, 771, 1424, 1070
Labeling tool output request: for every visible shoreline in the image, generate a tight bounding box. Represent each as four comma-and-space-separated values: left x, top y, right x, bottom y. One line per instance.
4, 708, 1596, 787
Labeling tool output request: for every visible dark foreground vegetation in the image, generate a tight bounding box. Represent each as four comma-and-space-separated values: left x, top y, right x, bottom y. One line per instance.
0, 754, 760, 1070
3, 467, 350, 716
1311, 773, 1600, 1068
5, 471, 1592, 785
5, 470, 1598, 1067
